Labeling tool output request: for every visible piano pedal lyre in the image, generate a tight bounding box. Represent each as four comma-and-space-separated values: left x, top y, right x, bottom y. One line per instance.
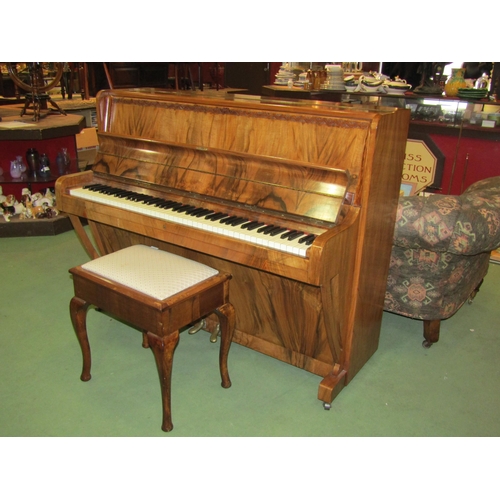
188, 318, 221, 343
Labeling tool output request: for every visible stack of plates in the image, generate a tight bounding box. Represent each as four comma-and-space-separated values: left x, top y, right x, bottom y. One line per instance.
294, 72, 309, 88
321, 65, 345, 91
457, 88, 488, 99
274, 66, 295, 86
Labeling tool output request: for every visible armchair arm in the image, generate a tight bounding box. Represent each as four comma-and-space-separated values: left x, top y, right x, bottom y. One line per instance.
393, 194, 462, 252
394, 177, 500, 255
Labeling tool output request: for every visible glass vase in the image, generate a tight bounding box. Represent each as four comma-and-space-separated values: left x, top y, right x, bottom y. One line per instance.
39, 153, 51, 177
10, 160, 22, 179
445, 68, 467, 97
26, 148, 40, 177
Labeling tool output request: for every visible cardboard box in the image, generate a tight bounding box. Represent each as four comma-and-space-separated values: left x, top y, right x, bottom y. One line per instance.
76, 127, 98, 168
76, 127, 98, 149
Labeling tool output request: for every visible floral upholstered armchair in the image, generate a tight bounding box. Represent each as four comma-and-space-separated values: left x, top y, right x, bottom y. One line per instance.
384, 176, 500, 347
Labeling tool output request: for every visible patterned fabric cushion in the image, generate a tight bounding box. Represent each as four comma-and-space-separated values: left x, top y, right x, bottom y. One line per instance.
81, 245, 219, 300
385, 176, 500, 321
394, 176, 500, 255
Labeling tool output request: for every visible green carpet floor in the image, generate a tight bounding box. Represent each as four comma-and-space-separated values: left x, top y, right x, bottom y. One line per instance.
1, 228, 499, 437
1, 228, 498, 496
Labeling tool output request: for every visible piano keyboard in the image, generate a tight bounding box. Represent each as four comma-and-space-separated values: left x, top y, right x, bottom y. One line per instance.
69, 184, 317, 257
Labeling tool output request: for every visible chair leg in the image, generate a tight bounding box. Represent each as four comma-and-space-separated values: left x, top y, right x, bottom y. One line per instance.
423, 319, 440, 348
70, 297, 92, 381
146, 330, 180, 432
215, 302, 235, 389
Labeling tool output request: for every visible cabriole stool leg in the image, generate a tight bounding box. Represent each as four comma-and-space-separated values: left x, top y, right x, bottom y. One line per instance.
146, 330, 180, 432
70, 296, 92, 381
216, 302, 235, 389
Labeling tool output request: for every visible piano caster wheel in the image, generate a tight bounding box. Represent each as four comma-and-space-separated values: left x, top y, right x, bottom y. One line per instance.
323, 402, 331, 410
422, 339, 433, 349
188, 319, 206, 335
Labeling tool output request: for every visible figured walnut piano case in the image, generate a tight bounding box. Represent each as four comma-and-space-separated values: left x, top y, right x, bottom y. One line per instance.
57, 89, 410, 407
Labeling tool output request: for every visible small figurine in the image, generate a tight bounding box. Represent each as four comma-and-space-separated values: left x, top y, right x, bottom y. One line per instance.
20, 188, 31, 205
1, 187, 58, 222
2, 194, 26, 221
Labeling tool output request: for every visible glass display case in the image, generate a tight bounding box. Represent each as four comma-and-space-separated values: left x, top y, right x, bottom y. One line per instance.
339, 92, 500, 130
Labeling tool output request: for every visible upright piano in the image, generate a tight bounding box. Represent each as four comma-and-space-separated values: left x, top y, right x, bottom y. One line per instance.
56, 88, 410, 408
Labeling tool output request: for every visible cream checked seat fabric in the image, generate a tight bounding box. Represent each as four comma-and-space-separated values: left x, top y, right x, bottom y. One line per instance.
69, 244, 235, 432
81, 245, 220, 300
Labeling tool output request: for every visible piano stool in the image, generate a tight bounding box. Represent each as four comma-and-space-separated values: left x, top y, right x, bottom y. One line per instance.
68, 244, 235, 432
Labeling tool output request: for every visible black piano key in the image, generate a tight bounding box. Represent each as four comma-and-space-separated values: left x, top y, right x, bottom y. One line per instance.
229, 218, 249, 226
195, 209, 215, 218
257, 225, 275, 233
159, 201, 183, 209
243, 221, 266, 231
102, 187, 122, 194
188, 207, 209, 216
261, 225, 280, 235
280, 230, 304, 240
221, 216, 248, 226
173, 204, 196, 213
128, 193, 151, 202
280, 230, 297, 239
287, 231, 305, 241
241, 221, 259, 229
184, 206, 203, 215
118, 190, 138, 197
153, 200, 172, 208
220, 215, 239, 224
302, 234, 317, 245
111, 190, 130, 197
87, 184, 108, 192
144, 197, 168, 205
206, 212, 229, 221
269, 227, 288, 236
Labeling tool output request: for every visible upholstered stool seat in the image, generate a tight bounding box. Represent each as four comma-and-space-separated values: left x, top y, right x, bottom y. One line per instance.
69, 244, 234, 432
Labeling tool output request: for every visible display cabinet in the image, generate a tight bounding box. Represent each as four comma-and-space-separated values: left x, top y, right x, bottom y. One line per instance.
346, 93, 500, 194
0, 112, 84, 198
0, 110, 85, 236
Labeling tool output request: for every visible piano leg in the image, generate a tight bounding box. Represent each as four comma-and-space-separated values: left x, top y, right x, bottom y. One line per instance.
69, 215, 101, 260
318, 364, 347, 410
